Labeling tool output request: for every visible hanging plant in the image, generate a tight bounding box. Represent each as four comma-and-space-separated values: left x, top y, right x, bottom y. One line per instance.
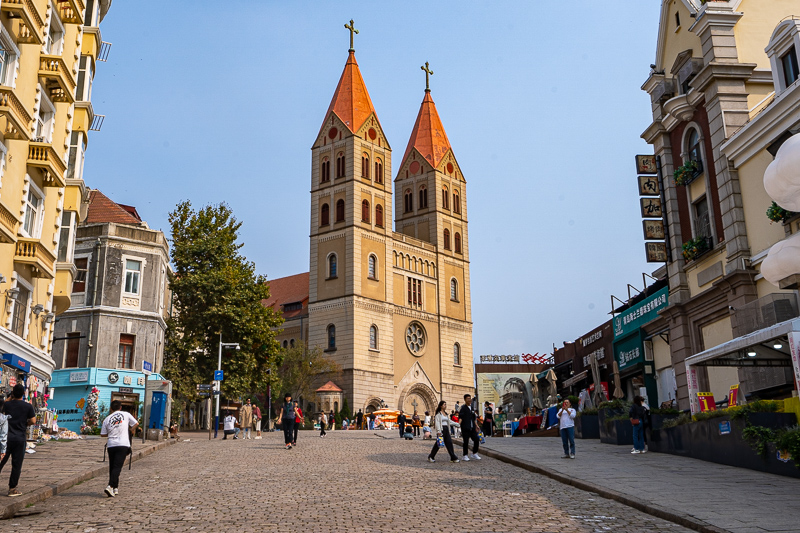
766, 202, 795, 224
682, 236, 711, 262
673, 160, 702, 186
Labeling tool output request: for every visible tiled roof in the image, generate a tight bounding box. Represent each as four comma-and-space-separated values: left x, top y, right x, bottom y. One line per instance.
85, 190, 143, 226
320, 51, 378, 135
316, 381, 343, 393
262, 272, 310, 319
401, 90, 452, 170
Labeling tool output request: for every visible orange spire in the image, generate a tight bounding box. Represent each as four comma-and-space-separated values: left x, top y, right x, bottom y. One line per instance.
402, 90, 452, 169
320, 51, 378, 134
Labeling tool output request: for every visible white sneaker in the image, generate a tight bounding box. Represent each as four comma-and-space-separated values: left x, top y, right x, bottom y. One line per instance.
462, 455, 470, 461
631, 450, 641, 454
104, 486, 115, 498
471, 453, 481, 460
641, 449, 647, 454
428, 457, 435, 463
114, 488, 119, 496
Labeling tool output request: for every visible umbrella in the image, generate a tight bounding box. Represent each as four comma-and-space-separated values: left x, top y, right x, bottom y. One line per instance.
546, 368, 558, 405
589, 354, 607, 406
530, 373, 543, 409
612, 361, 625, 399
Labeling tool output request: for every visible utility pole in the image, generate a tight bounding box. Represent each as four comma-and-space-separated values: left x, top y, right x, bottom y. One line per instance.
214, 332, 240, 438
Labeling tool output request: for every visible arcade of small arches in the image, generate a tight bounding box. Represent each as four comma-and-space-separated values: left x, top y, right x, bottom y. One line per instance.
393, 251, 436, 277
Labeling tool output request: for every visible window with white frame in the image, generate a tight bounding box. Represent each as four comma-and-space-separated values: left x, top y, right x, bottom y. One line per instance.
781, 47, 799, 88
22, 183, 44, 238
10, 282, 31, 338
84, 0, 100, 26
44, 5, 65, 55
66, 131, 86, 180
72, 256, 88, 293
35, 88, 55, 142
369, 325, 378, 350
124, 259, 142, 295
0, 26, 20, 87
75, 56, 94, 102
57, 211, 77, 262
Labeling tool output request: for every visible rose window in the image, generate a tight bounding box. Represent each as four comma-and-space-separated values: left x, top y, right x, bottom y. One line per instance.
405, 322, 426, 355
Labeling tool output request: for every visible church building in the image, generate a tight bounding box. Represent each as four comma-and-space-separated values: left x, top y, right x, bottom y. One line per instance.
269, 26, 474, 415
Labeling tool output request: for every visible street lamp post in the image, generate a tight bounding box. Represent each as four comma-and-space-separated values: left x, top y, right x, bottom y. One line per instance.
214, 333, 240, 438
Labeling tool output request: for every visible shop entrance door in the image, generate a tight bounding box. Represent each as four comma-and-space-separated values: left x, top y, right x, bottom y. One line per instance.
111, 392, 140, 417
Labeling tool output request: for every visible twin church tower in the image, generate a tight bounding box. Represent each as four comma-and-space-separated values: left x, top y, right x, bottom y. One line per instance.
302, 22, 474, 414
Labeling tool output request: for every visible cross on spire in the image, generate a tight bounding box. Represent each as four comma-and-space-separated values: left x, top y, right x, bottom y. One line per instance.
421, 62, 434, 92
345, 19, 359, 52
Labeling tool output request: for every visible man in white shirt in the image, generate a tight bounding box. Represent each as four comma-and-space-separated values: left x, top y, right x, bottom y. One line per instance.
100, 401, 139, 497
223, 413, 238, 439
557, 399, 576, 459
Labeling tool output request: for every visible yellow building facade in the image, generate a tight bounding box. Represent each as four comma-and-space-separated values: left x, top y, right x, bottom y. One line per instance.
306, 40, 475, 414
0, 0, 112, 385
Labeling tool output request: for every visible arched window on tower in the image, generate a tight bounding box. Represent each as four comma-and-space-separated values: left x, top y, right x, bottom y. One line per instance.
404, 189, 413, 213
320, 203, 330, 226
328, 253, 338, 278
442, 186, 449, 210
375, 159, 383, 184
455, 232, 462, 254
361, 199, 370, 223
336, 152, 345, 179
362, 153, 370, 180
419, 185, 428, 209
453, 190, 460, 214
336, 199, 345, 222
327, 324, 336, 350
375, 204, 384, 227
368, 254, 377, 279
321, 157, 330, 182
370, 325, 378, 350
450, 278, 458, 301
444, 229, 451, 250
454, 343, 461, 366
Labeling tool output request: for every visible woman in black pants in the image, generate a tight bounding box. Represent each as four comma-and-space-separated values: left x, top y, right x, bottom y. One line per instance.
482, 401, 494, 437
275, 394, 299, 449
428, 401, 460, 463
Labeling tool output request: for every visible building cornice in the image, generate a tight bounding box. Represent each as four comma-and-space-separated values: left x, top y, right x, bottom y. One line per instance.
690, 5, 743, 37
641, 120, 667, 144
691, 62, 757, 94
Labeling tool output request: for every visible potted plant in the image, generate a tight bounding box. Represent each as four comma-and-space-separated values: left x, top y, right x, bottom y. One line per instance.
575, 407, 600, 439
766, 202, 796, 224
673, 160, 703, 186
682, 236, 711, 262
597, 400, 633, 445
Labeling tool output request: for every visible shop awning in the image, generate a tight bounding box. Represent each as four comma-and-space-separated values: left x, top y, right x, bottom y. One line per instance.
563, 370, 588, 387
685, 318, 799, 368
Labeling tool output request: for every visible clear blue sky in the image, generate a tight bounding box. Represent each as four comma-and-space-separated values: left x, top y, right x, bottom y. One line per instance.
85, 1, 662, 359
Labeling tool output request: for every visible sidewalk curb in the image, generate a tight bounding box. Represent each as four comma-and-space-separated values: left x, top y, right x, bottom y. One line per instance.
454, 439, 730, 533
1, 439, 177, 520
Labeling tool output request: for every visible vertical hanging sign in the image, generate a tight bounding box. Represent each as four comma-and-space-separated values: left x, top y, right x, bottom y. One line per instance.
636, 154, 669, 263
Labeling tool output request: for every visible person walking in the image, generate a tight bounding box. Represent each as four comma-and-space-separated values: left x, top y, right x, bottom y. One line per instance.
397, 410, 407, 438
629, 395, 648, 454
412, 411, 421, 437
356, 409, 364, 430
292, 401, 303, 446
276, 394, 300, 449
558, 399, 576, 459
100, 400, 139, 497
319, 412, 327, 437
368, 411, 376, 430
482, 402, 494, 438
253, 403, 262, 439
459, 394, 481, 461
239, 399, 254, 440
427, 401, 460, 463
328, 409, 335, 430
0, 384, 36, 497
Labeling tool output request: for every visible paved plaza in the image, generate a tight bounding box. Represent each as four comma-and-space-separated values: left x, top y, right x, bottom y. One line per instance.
7, 431, 691, 533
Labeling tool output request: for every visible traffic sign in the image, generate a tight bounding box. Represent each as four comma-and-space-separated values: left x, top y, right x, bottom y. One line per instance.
197, 384, 213, 390
142, 360, 153, 375
214, 370, 224, 381
198, 392, 211, 398
213, 390, 221, 395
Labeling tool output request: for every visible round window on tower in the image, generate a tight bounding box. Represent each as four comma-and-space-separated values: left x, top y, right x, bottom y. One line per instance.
405, 321, 427, 356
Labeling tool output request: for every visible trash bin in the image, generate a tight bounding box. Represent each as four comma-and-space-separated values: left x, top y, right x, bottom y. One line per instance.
149, 391, 167, 430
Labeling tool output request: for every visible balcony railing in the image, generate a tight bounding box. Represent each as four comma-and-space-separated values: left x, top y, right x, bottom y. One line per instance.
0, 201, 18, 243
732, 293, 800, 338
14, 237, 56, 278
56, 0, 85, 24
0, 87, 33, 141
39, 56, 76, 103
27, 141, 67, 188
1, 0, 45, 45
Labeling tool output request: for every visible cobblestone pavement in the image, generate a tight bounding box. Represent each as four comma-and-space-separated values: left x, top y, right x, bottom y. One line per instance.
8, 431, 693, 533
477, 436, 800, 533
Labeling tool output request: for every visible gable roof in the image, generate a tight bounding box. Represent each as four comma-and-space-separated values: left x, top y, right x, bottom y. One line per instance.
316, 380, 343, 393
85, 190, 143, 226
319, 51, 378, 135
401, 90, 452, 169
262, 272, 310, 319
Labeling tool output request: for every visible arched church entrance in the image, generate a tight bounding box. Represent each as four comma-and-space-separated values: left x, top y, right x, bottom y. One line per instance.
364, 397, 382, 413
398, 384, 437, 415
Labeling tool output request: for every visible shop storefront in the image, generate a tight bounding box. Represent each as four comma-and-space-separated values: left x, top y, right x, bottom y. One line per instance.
565, 321, 614, 399
49, 368, 166, 433
613, 287, 669, 406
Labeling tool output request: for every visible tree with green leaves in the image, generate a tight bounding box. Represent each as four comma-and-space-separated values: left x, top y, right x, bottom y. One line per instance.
273, 341, 340, 413
163, 201, 283, 403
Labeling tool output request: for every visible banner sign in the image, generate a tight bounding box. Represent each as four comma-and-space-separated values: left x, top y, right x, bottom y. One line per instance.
638, 175, 660, 195
729, 384, 740, 407
635, 155, 658, 175
479, 353, 553, 364
697, 392, 716, 412
613, 287, 669, 339
69, 371, 89, 383
789, 331, 800, 395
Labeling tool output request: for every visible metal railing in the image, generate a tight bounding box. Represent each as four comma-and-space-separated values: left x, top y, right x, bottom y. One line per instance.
731, 292, 800, 338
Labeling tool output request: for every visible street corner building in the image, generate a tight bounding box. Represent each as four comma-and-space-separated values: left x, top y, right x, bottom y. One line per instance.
0, 0, 114, 392
266, 36, 475, 415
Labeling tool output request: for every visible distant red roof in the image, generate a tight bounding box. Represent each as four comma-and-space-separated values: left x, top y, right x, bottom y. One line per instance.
316, 381, 342, 393
262, 272, 310, 319
85, 190, 143, 226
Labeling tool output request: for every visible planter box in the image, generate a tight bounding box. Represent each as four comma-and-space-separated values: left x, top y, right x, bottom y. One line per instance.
649, 412, 800, 478
575, 415, 599, 439
599, 408, 632, 445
